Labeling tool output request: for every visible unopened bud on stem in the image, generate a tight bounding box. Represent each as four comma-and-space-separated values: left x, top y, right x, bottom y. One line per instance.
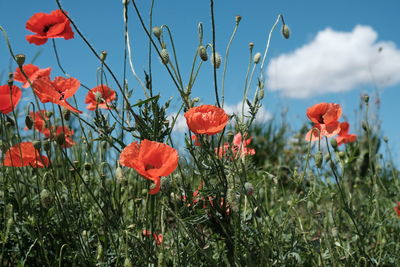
282, 25, 290, 39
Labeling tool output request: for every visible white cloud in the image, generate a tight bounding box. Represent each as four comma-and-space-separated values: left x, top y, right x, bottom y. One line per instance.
170, 102, 272, 133
266, 25, 400, 98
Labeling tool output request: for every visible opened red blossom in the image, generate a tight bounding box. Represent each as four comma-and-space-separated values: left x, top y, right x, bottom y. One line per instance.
336, 122, 357, 146
0, 84, 22, 114
184, 105, 229, 135
305, 103, 342, 141
85, 85, 116, 110
43, 126, 76, 148
14, 64, 51, 88
119, 140, 178, 194
25, 9, 74, 45
33, 76, 82, 113
3, 142, 49, 168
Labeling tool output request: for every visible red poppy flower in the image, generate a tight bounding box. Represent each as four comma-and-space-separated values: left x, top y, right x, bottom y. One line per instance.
184, 105, 229, 135
25, 9, 74, 45
26, 110, 49, 132
85, 85, 116, 110
33, 76, 82, 113
119, 140, 179, 194
394, 202, 400, 217
216, 133, 255, 158
142, 230, 163, 245
14, 64, 51, 88
305, 103, 342, 141
232, 132, 256, 157
3, 142, 49, 168
191, 134, 201, 146
0, 85, 22, 114
43, 125, 75, 148
336, 122, 357, 146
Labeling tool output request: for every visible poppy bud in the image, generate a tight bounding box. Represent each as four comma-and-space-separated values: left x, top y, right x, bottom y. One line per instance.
192, 97, 200, 103
124, 258, 133, 267
25, 115, 34, 129
84, 162, 92, 171
96, 243, 104, 261
249, 42, 254, 49
244, 182, 254, 196
235, 15, 242, 24
40, 189, 53, 208
253, 52, 261, 64
160, 49, 170, 65
314, 151, 323, 168
362, 94, 369, 104
338, 151, 346, 159
8, 72, 13, 79
152, 26, 162, 39
15, 54, 26, 67
33, 140, 42, 150
361, 121, 368, 131
198, 45, 208, 61
330, 138, 338, 149
45, 111, 53, 118
63, 109, 71, 121
210, 52, 222, 69
100, 51, 107, 62
258, 88, 265, 101
116, 166, 127, 184
56, 132, 65, 146
281, 25, 290, 39
43, 140, 51, 151
160, 177, 171, 192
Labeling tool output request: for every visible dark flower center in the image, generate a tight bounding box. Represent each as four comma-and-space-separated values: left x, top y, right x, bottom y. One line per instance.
43, 24, 55, 33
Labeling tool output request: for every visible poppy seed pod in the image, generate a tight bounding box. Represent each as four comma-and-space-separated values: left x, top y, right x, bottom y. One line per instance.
160, 49, 170, 65
100, 51, 107, 62
363, 94, 369, 104
282, 25, 290, 39
249, 42, 254, 49
235, 15, 242, 24
210, 52, 222, 69
198, 45, 208, 61
253, 52, 261, 64
152, 26, 162, 39
15, 54, 26, 67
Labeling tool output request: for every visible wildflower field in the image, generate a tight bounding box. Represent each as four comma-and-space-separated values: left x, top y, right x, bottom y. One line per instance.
1, 1, 399, 266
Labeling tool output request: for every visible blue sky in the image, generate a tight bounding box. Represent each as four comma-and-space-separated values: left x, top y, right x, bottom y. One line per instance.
1, 0, 399, 163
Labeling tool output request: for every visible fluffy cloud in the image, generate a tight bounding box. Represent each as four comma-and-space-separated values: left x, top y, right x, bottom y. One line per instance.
266, 25, 400, 98
170, 102, 272, 133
